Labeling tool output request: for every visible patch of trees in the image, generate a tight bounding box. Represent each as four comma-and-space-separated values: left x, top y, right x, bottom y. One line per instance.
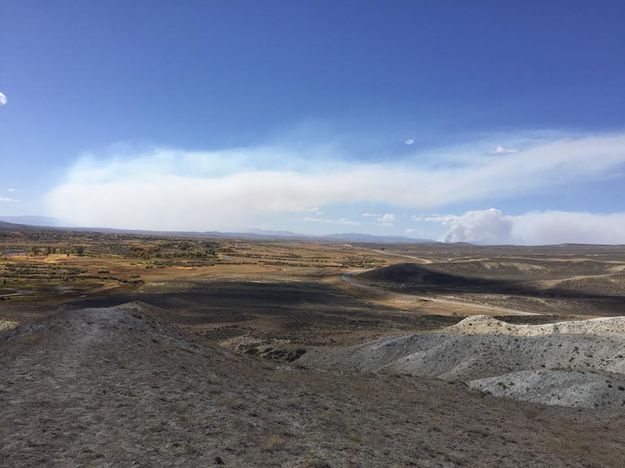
127, 240, 218, 259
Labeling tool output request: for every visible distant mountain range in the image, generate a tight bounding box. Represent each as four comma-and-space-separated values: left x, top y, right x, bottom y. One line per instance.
320, 232, 430, 243
0, 217, 434, 244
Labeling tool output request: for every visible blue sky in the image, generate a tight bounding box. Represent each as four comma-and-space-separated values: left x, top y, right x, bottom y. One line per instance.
2, 1, 625, 243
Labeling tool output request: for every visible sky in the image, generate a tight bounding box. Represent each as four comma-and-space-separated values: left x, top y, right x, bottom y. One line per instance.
1, 0, 625, 244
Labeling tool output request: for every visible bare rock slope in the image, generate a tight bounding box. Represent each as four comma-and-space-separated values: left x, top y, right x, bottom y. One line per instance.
300, 315, 625, 409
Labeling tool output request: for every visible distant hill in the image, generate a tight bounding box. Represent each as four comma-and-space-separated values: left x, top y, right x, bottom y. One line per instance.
0, 217, 435, 244
0, 221, 19, 229
321, 232, 432, 244
0, 216, 72, 227
0, 220, 42, 231
240, 228, 309, 238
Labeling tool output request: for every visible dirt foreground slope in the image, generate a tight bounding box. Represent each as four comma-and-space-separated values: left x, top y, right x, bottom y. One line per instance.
2, 304, 625, 466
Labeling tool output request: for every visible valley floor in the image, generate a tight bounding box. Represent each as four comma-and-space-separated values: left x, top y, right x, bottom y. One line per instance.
3, 236, 625, 465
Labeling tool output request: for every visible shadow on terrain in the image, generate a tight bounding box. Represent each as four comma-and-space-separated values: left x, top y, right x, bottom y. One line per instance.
361, 263, 625, 303
63, 280, 466, 345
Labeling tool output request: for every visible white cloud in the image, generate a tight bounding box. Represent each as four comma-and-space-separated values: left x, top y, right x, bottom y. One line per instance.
425, 208, 625, 245
45, 131, 625, 231
377, 213, 395, 225
411, 214, 447, 222
404, 138, 415, 145
494, 145, 518, 154
303, 217, 358, 225
0, 197, 17, 202
0, 92, 6, 106
7, 188, 16, 193
296, 206, 322, 214
362, 212, 395, 225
